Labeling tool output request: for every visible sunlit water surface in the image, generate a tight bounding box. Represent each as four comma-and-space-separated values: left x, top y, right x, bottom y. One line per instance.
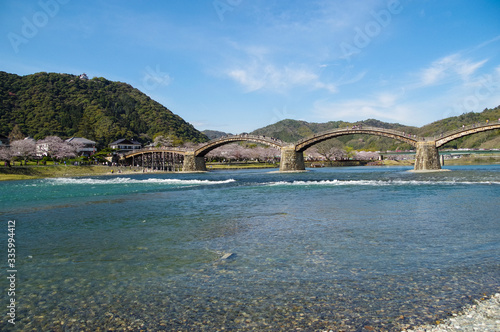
1, 166, 499, 331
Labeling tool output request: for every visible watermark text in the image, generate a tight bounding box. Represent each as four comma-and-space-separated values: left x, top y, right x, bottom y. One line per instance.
6, 220, 16, 325
340, 0, 402, 61
7, 0, 70, 54
213, 0, 243, 22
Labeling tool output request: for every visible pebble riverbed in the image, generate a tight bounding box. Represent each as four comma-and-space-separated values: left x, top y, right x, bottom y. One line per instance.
404, 293, 500, 332
7, 259, 499, 331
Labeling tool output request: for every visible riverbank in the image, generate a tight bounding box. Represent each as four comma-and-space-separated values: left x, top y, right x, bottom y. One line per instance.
0, 165, 146, 181
404, 293, 500, 332
443, 155, 500, 166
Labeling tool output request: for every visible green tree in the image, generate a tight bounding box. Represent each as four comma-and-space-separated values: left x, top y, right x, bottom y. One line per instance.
8, 124, 24, 141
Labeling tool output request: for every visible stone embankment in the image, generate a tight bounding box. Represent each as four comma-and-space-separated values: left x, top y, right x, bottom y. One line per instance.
404, 293, 500, 332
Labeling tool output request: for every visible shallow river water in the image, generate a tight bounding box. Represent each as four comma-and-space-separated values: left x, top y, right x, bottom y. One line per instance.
1, 165, 499, 331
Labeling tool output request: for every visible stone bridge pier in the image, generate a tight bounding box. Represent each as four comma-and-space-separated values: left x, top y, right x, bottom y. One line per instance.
280, 146, 306, 172
414, 141, 441, 171
182, 152, 207, 172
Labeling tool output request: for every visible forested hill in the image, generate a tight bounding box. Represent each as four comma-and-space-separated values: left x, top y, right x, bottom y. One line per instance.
0, 71, 208, 146
251, 119, 417, 143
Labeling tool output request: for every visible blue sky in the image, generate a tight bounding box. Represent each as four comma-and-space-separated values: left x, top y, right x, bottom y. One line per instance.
1, 0, 500, 133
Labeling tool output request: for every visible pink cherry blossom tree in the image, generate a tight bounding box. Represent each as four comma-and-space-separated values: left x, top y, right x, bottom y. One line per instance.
10, 139, 36, 163
37, 136, 79, 160
0, 146, 12, 165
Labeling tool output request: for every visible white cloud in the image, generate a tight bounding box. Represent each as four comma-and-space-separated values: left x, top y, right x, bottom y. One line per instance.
312, 92, 413, 124
419, 53, 487, 86
227, 67, 265, 92
226, 59, 338, 93
376, 93, 397, 107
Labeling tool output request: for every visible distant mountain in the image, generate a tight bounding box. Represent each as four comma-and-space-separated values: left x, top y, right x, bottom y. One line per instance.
202, 130, 232, 139
250, 107, 500, 151
251, 119, 416, 142
0, 71, 208, 147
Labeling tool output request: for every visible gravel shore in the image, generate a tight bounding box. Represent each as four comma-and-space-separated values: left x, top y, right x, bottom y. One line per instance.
403, 293, 500, 332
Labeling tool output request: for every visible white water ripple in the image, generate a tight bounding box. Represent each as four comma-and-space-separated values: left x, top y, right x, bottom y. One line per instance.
45, 177, 236, 186
267, 179, 500, 186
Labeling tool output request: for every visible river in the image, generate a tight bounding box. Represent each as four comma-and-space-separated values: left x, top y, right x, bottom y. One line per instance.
1, 165, 499, 331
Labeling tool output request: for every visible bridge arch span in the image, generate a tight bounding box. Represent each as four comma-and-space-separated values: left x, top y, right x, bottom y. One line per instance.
194, 135, 284, 157
295, 126, 419, 152
435, 122, 500, 148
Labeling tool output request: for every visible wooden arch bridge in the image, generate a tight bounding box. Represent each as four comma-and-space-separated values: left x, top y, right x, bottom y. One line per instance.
123, 121, 500, 172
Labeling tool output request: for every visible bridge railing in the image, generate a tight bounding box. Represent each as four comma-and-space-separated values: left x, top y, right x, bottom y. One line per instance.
295, 126, 422, 146
124, 146, 187, 157
198, 134, 286, 150
191, 134, 286, 156
431, 119, 500, 141
207, 134, 284, 145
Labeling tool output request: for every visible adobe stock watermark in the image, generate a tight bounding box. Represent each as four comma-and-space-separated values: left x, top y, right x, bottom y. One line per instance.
7, 0, 71, 54
340, 0, 403, 61
213, 0, 243, 22
269, 106, 296, 126
6, 220, 17, 325
140, 65, 172, 92
443, 74, 500, 118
